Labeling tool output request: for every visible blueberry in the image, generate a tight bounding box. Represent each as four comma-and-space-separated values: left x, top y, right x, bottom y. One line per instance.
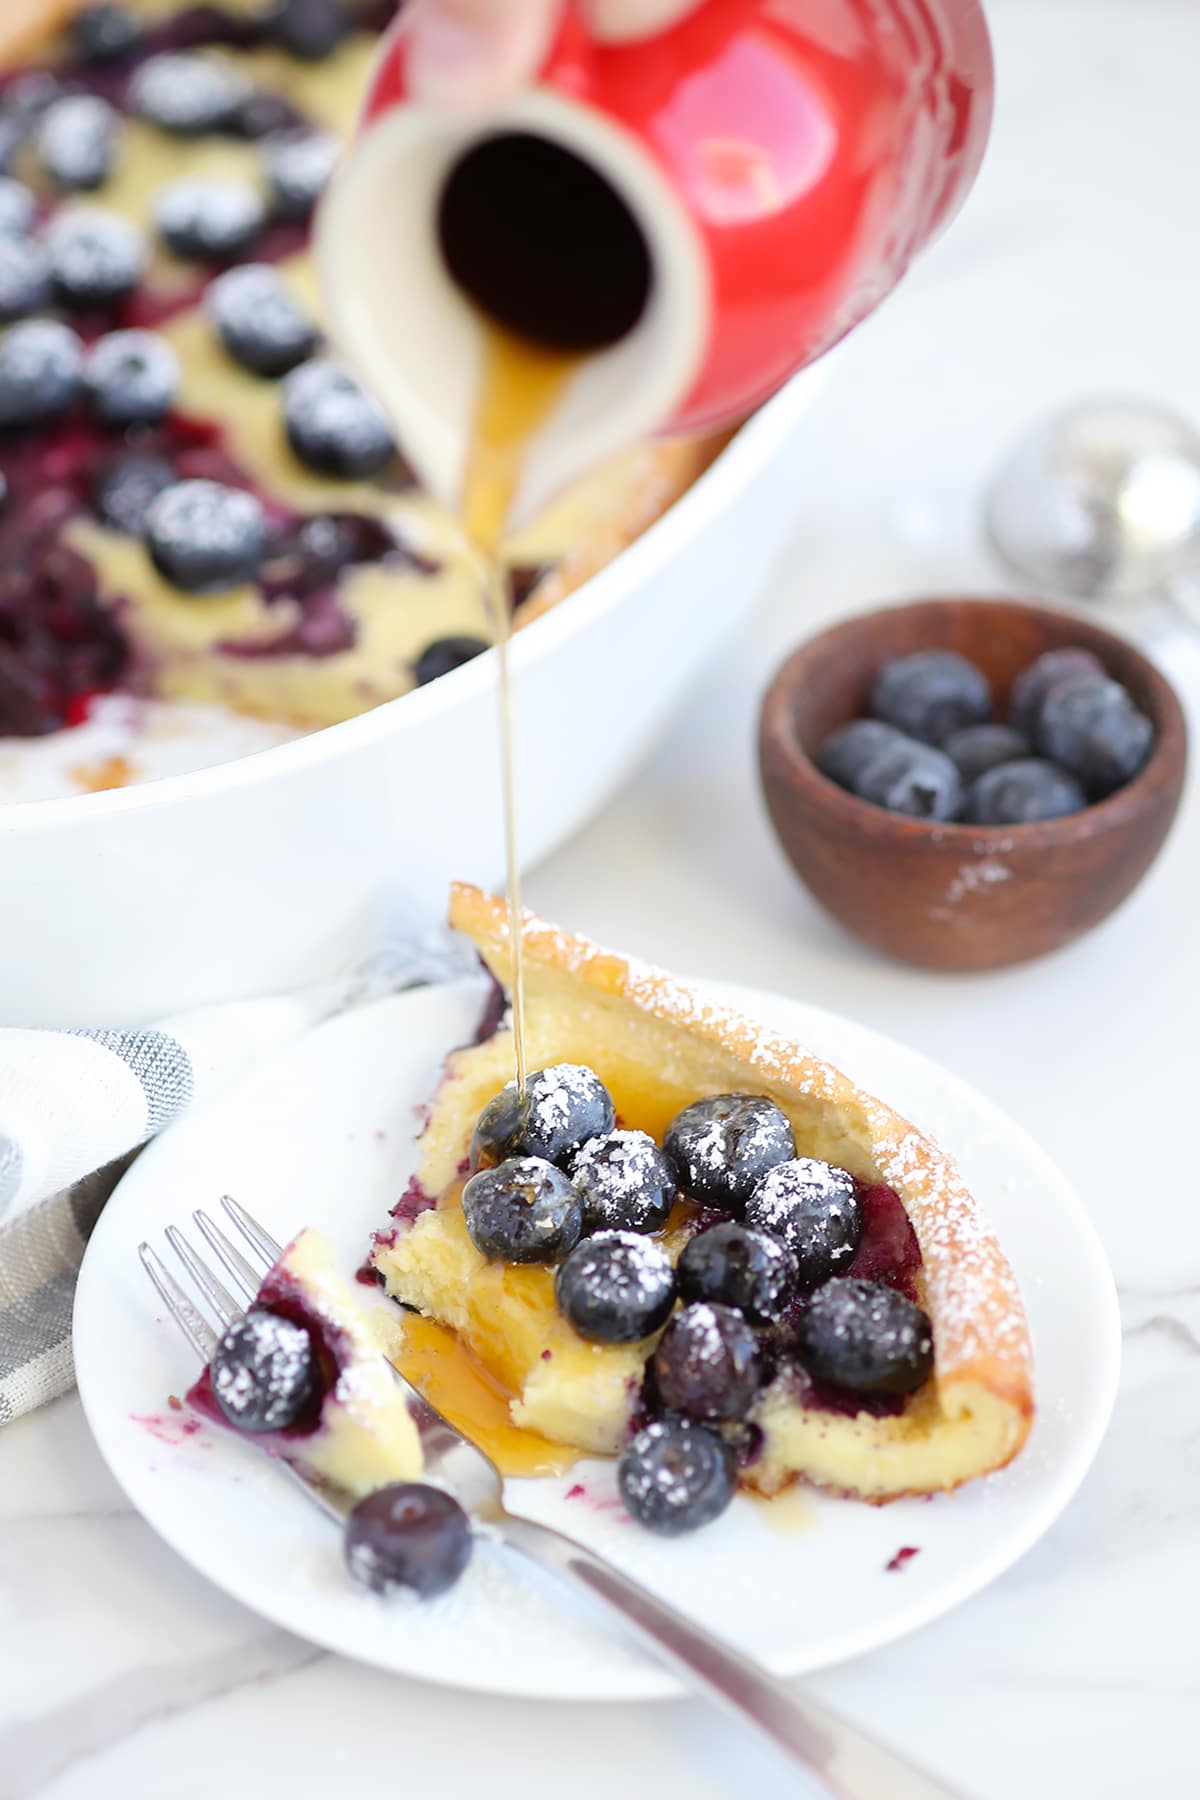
209, 1305, 319, 1432
0, 178, 36, 238
555, 1230, 676, 1343
144, 478, 269, 592
344, 1482, 472, 1599
414, 635, 489, 686
70, 4, 143, 64
470, 1064, 615, 1173
966, 757, 1087, 825
0, 120, 22, 178
1, 73, 64, 137
128, 52, 250, 136
92, 451, 176, 534
663, 1094, 794, 1216
856, 738, 962, 820
156, 177, 266, 263
943, 722, 1030, 785
0, 321, 84, 427
816, 718, 904, 793
795, 1277, 934, 1397
745, 1158, 861, 1289
265, 0, 347, 60
870, 649, 992, 745
569, 1128, 676, 1234
230, 91, 305, 142
617, 1418, 735, 1536
461, 1155, 583, 1264
207, 263, 320, 376
1008, 647, 1105, 738
84, 329, 180, 426
45, 206, 147, 308
262, 127, 339, 219
282, 358, 395, 478
0, 236, 52, 322
676, 1221, 798, 1326
1035, 673, 1154, 796
652, 1302, 763, 1422
36, 95, 120, 190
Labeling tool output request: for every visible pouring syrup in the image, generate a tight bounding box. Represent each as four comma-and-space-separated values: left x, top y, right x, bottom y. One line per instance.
440, 132, 653, 1095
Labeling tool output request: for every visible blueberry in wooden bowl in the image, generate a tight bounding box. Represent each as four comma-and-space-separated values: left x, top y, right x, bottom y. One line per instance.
757, 596, 1187, 971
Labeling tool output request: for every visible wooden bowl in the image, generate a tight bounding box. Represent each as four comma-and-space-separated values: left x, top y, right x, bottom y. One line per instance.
758, 597, 1188, 971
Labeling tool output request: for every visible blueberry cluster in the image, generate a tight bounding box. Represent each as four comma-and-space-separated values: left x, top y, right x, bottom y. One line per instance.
458, 1069, 936, 1538
818, 646, 1154, 824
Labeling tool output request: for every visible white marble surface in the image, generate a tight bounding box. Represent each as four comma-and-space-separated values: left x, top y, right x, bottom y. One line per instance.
4, 3, 1200, 1795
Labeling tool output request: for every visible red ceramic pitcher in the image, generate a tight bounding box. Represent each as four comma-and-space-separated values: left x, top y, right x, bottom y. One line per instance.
316, 0, 993, 522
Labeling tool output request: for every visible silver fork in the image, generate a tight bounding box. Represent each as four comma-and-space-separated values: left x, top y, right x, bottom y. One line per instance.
141, 1198, 964, 1800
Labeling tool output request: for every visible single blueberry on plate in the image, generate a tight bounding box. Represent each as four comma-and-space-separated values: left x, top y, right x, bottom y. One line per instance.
618, 1418, 735, 1536
653, 1302, 763, 1422
470, 1063, 616, 1172
855, 739, 962, 821
870, 649, 992, 745
344, 1483, 472, 1599
555, 1230, 676, 1344
84, 329, 180, 426
569, 1128, 676, 1234
0, 177, 36, 238
265, 0, 347, 60
45, 206, 147, 308
965, 757, 1087, 825
414, 635, 490, 686
207, 263, 320, 376
745, 1157, 861, 1289
795, 1277, 934, 1397
128, 52, 250, 136
93, 451, 176, 535
676, 1220, 798, 1325
663, 1093, 795, 1216
36, 95, 120, 190
282, 358, 395, 478
1036, 672, 1154, 795
0, 235, 52, 322
70, 4, 143, 65
943, 722, 1030, 785
461, 1154, 583, 1264
0, 320, 84, 427
816, 718, 905, 793
1008, 646, 1105, 738
262, 127, 339, 218
144, 478, 269, 592
209, 1305, 318, 1432
156, 177, 266, 262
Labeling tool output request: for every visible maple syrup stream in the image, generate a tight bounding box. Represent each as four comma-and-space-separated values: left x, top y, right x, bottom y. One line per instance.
460, 323, 580, 1096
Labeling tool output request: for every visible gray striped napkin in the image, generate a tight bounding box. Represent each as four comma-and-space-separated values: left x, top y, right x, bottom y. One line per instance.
0, 920, 479, 1424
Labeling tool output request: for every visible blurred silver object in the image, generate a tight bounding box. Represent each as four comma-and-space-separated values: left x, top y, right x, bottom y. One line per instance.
984, 398, 1200, 604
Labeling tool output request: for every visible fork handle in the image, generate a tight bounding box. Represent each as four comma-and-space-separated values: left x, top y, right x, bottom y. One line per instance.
495, 1514, 964, 1800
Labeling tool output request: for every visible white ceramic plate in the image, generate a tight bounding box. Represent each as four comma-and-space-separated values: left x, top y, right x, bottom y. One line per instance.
75, 976, 1119, 1701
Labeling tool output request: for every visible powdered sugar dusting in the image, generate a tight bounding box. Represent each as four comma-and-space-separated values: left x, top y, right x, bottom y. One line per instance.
475, 895, 1033, 1388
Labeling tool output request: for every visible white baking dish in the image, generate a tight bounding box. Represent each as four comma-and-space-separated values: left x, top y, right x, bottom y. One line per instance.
0, 366, 827, 1027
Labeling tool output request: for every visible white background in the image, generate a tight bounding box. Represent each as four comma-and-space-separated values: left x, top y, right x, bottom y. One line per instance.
3, 3, 1199, 1796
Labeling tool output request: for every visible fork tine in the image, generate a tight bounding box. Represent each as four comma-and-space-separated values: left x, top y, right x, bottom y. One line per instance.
166, 1225, 241, 1329
221, 1194, 284, 1268
139, 1242, 218, 1359
193, 1209, 260, 1303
